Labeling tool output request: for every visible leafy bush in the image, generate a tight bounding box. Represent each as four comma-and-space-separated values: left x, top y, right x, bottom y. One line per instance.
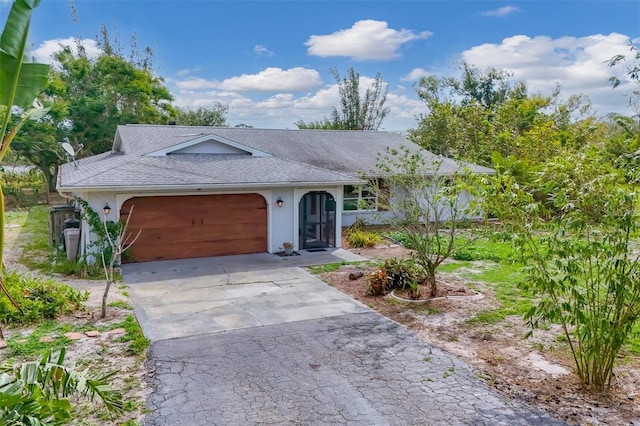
51, 255, 104, 279
0, 272, 87, 324
366, 268, 388, 295
487, 151, 640, 391
366, 258, 420, 295
347, 229, 382, 248
382, 257, 420, 291
0, 348, 123, 424
347, 216, 368, 233
75, 197, 122, 268
385, 231, 414, 248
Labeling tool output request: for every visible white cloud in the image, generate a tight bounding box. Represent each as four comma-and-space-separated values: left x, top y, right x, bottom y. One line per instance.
32, 37, 101, 64
176, 68, 201, 77
220, 67, 322, 92
253, 44, 274, 56
170, 72, 417, 131
305, 20, 432, 61
256, 94, 294, 109
461, 32, 635, 115
401, 68, 431, 82
175, 77, 219, 91
176, 67, 322, 92
481, 6, 521, 17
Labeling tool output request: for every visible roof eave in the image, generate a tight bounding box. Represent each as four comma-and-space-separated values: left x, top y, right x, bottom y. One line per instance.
57, 179, 362, 193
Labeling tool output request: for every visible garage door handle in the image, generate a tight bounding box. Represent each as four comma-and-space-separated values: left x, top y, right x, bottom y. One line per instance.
201, 218, 204, 225
192, 218, 195, 225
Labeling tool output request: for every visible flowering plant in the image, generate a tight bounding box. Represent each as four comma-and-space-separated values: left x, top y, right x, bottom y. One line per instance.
367, 268, 389, 295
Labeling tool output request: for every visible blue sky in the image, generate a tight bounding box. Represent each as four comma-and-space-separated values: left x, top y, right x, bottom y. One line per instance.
4, 0, 639, 131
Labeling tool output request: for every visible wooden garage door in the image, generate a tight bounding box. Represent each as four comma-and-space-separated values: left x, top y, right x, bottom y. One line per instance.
120, 194, 267, 262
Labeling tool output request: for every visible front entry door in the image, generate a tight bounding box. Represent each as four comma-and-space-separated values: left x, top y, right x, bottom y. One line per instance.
299, 192, 336, 250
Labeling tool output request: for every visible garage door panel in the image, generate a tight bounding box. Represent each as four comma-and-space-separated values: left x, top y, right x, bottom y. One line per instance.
131, 223, 268, 246
128, 238, 268, 262
120, 194, 267, 262
126, 211, 267, 232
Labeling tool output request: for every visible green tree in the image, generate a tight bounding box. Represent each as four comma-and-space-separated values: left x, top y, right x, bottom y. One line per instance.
486, 150, 640, 392
0, 0, 50, 311
53, 30, 174, 155
602, 114, 640, 183
373, 146, 480, 297
175, 104, 229, 126
449, 62, 526, 109
11, 82, 69, 193
408, 65, 598, 170
608, 40, 640, 87
296, 67, 389, 130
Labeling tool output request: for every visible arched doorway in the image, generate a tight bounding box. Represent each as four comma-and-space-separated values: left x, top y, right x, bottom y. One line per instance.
298, 191, 336, 250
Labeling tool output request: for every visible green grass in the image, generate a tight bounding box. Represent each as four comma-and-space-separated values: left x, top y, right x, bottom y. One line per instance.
108, 300, 133, 310
438, 261, 473, 273
113, 314, 150, 355
5, 208, 30, 227
452, 235, 515, 263
387, 230, 516, 263
6, 321, 74, 358
405, 231, 532, 326
307, 261, 363, 274
455, 262, 532, 325
17, 206, 53, 271
628, 324, 640, 355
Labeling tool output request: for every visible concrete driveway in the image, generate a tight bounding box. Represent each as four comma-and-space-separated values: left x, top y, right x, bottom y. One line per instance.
123, 252, 563, 425
123, 250, 369, 341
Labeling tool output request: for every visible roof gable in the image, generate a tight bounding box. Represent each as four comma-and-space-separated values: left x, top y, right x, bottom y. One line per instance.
144, 134, 271, 157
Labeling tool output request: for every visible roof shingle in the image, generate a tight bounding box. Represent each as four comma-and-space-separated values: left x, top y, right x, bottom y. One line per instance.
58, 125, 493, 190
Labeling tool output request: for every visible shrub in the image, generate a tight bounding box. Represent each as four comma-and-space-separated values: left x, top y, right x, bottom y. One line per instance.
52, 255, 104, 279
0, 272, 87, 324
367, 268, 388, 295
346, 216, 368, 233
347, 229, 382, 248
487, 151, 640, 391
0, 348, 123, 423
385, 231, 414, 248
382, 257, 420, 291
366, 258, 419, 295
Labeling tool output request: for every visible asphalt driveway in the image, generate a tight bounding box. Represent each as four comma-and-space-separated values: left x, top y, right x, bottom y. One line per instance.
123, 253, 563, 425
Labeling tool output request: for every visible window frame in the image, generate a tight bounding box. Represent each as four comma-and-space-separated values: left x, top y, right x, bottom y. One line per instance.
343, 183, 378, 212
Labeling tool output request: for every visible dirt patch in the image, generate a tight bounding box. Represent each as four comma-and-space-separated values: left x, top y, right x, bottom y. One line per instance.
318, 243, 640, 425
0, 220, 148, 425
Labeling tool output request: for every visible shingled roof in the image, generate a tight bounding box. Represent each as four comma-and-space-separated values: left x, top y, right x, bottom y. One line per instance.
57, 125, 493, 191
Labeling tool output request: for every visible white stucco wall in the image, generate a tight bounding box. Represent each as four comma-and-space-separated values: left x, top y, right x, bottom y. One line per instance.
75, 186, 346, 260
73, 181, 481, 262
341, 211, 395, 227
269, 187, 295, 252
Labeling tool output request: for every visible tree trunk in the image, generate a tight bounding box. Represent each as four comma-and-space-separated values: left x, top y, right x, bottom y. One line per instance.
38, 165, 57, 193
101, 278, 112, 319
425, 270, 437, 298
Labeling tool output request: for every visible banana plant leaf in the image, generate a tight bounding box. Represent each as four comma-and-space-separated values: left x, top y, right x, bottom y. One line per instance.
0, 0, 50, 109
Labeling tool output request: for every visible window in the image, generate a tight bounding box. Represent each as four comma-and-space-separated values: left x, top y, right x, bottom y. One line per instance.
343, 184, 377, 212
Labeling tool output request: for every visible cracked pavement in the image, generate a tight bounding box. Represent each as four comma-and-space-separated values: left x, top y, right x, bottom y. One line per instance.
144, 312, 562, 425
125, 256, 564, 425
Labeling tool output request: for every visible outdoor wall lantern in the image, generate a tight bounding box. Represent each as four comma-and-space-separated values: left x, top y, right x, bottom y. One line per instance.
276, 197, 284, 208
103, 203, 111, 216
